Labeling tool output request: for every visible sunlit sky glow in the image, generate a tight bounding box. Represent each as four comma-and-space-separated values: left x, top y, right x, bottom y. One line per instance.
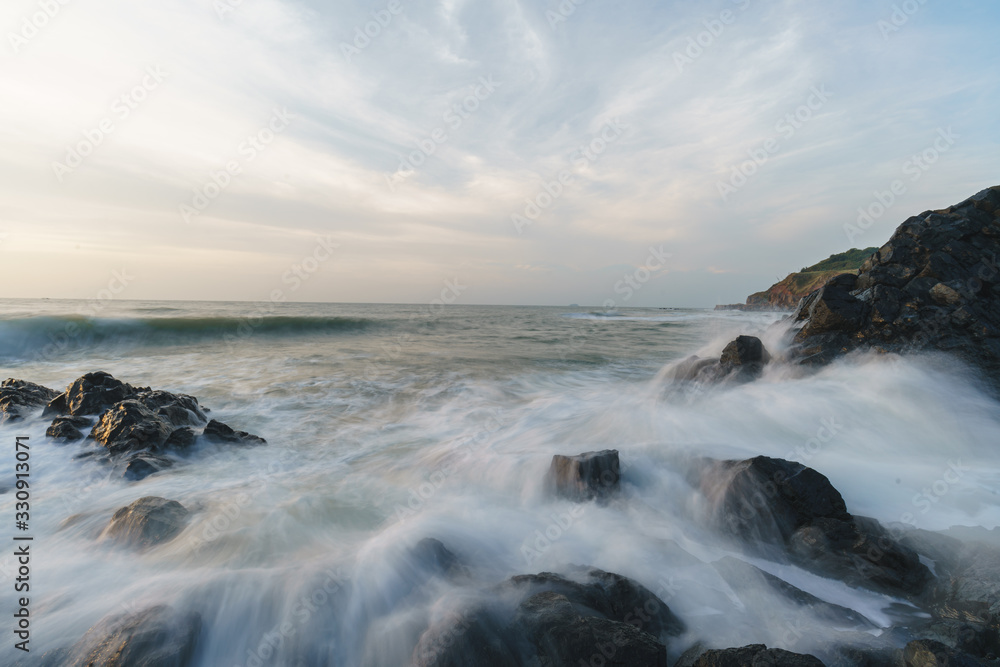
2, 0, 998, 307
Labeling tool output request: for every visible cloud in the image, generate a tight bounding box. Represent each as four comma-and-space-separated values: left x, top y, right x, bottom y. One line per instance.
1, 0, 998, 306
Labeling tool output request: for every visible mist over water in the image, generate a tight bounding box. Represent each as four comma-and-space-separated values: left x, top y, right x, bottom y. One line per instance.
2, 299, 999, 665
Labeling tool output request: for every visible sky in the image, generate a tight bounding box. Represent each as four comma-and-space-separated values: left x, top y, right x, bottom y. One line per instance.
1, 0, 998, 308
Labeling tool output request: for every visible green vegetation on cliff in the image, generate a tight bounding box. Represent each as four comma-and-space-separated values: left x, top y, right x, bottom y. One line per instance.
720, 247, 878, 311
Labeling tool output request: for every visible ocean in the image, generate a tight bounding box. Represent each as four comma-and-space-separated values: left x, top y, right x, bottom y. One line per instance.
2, 299, 999, 665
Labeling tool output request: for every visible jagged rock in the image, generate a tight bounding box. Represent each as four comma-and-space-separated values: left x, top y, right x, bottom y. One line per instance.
670, 336, 772, 384
547, 450, 621, 501
411, 567, 682, 666
688, 645, 826, 666
45, 416, 91, 441
46, 370, 144, 416
903, 639, 987, 667
105, 496, 190, 548
66, 605, 200, 667
790, 185, 1000, 386
91, 400, 175, 455
721, 335, 772, 367
135, 389, 206, 426
513, 590, 668, 666
694, 456, 932, 597
164, 427, 196, 451
0, 378, 59, 422
202, 419, 266, 446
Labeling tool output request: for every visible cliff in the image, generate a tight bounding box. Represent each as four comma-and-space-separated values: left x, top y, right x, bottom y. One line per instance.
717, 247, 878, 311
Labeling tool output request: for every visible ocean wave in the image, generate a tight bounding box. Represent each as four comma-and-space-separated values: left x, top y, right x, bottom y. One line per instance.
0, 315, 377, 358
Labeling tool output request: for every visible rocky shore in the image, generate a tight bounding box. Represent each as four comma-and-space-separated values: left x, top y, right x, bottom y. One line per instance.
4, 185, 999, 666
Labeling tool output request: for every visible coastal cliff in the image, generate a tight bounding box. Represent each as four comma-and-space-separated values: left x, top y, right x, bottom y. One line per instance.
717, 247, 878, 311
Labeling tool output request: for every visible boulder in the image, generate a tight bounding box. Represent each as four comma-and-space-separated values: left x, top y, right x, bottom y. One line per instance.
694, 456, 932, 597
46, 370, 144, 416
0, 378, 59, 422
411, 567, 683, 666
790, 185, 1000, 386
45, 416, 91, 441
90, 400, 175, 455
513, 590, 668, 666
671, 336, 773, 384
105, 496, 190, 548
687, 644, 825, 667
66, 604, 200, 667
547, 450, 621, 501
202, 419, 266, 446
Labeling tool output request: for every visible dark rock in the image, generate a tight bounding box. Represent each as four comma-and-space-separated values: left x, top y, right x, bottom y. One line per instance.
720, 335, 772, 366
698, 456, 850, 544
689, 644, 826, 667
66, 604, 200, 667
135, 389, 206, 425
789, 515, 932, 599
123, 458, 160, 482
547, 450, 621, 502
0, 378, 59, 422
45, 416, 91, 441
411, 538, 466, 579
411, 567, 682, 667
694, 456, 932, 598
513, 590, 668, 666
164, 427, 196, 451
105, 496, 190, 548
719, 335, 772, 381
903, 639, 986, 667
49, 370, 144, 416
91, 400, 175, 455
202, 419, 266, 446
791, 185, 1000, 387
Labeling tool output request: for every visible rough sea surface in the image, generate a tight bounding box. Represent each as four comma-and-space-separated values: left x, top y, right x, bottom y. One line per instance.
1, 299, 999, 665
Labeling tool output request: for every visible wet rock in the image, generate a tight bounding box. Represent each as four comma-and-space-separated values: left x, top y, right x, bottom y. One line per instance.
0, 378, 59, 422
47, 370, 144, 416
695, 456, 932, 598
135, 389, 206, 426
903, 639, 986, 667
547, 450, 621, 502
790, 185, 1000, 387
91, 400, 175, 455
412, 538, 466, 579
202, 418, 266, 446
164, 427, 197, 451
105, 496, 190, 548
688, 644, 825, 667
45, 415, 91, 441
121, 455, 175, 482
411, 567, 683, 667
66, 604, 201, 667
513, 590, 668, 666
719, 335, 772, 381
